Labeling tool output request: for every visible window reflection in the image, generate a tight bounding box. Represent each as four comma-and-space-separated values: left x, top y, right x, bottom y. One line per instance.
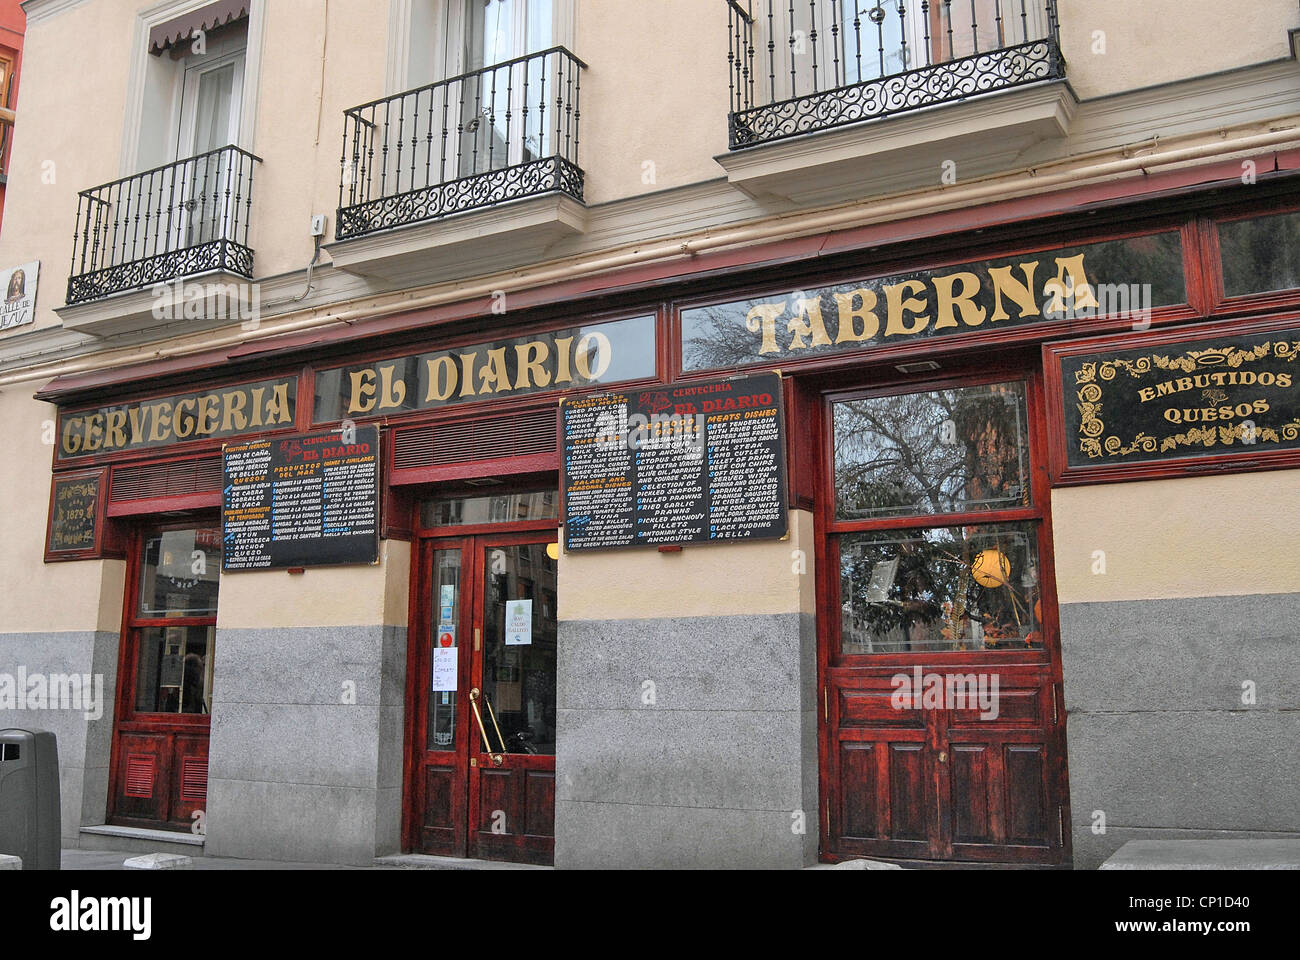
421, 491, 558, 528
840, 524, 1043, 654
135, 625, 215, 714
138, 528, 221, 617
835, 383, 1030, 519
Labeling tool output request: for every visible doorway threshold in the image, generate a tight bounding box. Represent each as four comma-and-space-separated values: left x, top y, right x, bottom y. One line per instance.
375, 854, 551, 871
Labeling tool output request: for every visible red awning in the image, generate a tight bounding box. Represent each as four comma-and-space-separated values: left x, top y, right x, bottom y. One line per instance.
149, 0, 249, 55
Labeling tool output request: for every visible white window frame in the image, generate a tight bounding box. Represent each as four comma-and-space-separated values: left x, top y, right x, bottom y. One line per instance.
120, 0, 266, 178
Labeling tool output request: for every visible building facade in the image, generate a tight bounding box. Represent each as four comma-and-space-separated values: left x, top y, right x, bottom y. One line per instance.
1, 0, 1298, 869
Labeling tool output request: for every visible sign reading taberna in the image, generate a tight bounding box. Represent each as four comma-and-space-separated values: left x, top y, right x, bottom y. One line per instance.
563, 372, 788, 550
1060, 327, 1300, 467
313, 315, 657, 422
56, 376, 297, 461
680, 233, 1187, 371
222, 426, 380, 570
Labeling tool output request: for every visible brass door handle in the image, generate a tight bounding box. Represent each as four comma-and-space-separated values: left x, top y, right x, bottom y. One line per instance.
469, 688, 504, 767
939, 750, 948, 764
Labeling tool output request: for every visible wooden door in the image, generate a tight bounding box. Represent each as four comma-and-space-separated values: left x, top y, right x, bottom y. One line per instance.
406, 492, 560, 864
818, 368, 1070, 865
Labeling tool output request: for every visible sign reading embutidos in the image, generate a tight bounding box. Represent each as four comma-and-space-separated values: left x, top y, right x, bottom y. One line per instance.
57, 376, 297, 461
1061, 328, 1300, 467
563, 372, 788, 550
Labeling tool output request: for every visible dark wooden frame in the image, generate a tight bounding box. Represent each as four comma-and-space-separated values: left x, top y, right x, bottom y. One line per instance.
811, 353, 1071, 865
1043, 311, 1300, 487
44, 467, 109, 562
106, 514, 221, 832
402, 487, 561, 864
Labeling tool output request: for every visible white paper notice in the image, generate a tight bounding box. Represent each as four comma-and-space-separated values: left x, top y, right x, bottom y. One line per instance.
432, 647, 458, 691
505, 599, 533, 646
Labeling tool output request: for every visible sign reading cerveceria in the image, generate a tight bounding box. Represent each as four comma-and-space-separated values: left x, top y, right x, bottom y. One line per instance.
313, 315, 656, 422
57, 377, 297, 461
1061, 328, 1300, 467
680, 233, 1186, 371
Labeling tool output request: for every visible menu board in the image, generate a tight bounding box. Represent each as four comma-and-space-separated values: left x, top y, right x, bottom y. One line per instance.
222, 427, 380, 570
47, 472, 102, 557
1060, 327, 1300, 467
563, 373, 788, 550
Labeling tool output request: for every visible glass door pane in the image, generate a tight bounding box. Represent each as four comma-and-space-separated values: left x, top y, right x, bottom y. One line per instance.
429, 549, 463, 751
479, 543, 557, 755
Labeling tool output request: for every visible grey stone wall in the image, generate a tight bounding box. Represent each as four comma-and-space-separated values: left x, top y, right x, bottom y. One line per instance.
204, 623, 407, 865
0, 630, 120, 844
554, 612, 818, 869
1059, 593, 1300, 869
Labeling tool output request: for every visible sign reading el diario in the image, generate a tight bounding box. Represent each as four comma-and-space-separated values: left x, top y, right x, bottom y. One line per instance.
47, 472, 102, 556
222, 427, 380, 571
57, 376, 297, 461
1060, 327, 1300, 467
313, 315, 656, 422
563, 372, 788, 550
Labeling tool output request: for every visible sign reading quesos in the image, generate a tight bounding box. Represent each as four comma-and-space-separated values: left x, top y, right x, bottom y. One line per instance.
1061, 327, 1300, 467
563, 373, 788, 550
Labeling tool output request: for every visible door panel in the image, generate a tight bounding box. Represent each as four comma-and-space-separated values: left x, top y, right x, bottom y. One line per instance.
408, 528, 558, 864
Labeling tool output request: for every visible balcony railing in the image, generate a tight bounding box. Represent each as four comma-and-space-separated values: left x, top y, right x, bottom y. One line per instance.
726, 0, 1064, 148
67, 145, 260, 305
337, 46, 586, 240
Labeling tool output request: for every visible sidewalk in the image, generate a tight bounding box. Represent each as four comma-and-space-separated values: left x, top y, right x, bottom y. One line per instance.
61, 848, 383, 871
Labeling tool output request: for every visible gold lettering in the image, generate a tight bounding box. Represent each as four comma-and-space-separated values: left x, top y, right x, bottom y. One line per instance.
61, 418, 82, 455
127, 406, 146, 445
746, 302, 785, 356
575, 332, 613, 381
1138, 387, 1156, 402
1052, 254, 1098, 310
265, 384, 292, 425
988, 263, 1041, 323
479, 348, 511, 394
883, 280, 930, 337
349, 370, 378, 414
515, 341, 552, 390
149, 402, 173, 443
197, 394, 220, 435
173, 398, 198, 439
378, 365, 406, 411
459, 353, 480, 398
787, 298, 833, 350
222, 390, 248, 432
932, 271, 987, 330
104, 410, 127, 450
249, 388, 266, 428
82, 414, 104, 452
832, 290, 880, 344
425, 356, 459, 402
553, 337, 574, 385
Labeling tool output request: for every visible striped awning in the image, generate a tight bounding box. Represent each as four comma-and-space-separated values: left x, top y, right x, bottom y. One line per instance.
148, 0, 249, 55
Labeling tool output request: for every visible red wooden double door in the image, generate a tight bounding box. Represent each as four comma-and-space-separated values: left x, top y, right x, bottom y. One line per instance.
816, 363, 1072, 866
405, 528, 559, 865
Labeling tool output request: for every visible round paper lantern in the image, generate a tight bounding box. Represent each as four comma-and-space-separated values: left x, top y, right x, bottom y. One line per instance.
971, 549, 1011, 588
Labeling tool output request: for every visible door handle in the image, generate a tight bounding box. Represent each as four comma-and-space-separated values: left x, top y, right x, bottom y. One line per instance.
474, 627, 481, 652
939, 750, 948, 764
469, 688, 504, 768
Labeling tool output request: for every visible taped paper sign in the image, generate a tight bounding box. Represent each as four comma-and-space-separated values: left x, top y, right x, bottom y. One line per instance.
505, 600, 533, 646
432, 647, 458, 691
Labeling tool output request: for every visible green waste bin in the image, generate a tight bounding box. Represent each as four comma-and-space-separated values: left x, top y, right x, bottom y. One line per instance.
0, 728, 61, 870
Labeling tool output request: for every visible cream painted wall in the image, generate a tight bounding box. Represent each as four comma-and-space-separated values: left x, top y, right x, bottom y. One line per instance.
558, 508, 815, 622
0, 384, 127, 633
0, 0, 1295, 335
1058, 0, 1297, 100
574, 0, 731, 204
215, 537, 411, 629
1051, 470, 1300, 604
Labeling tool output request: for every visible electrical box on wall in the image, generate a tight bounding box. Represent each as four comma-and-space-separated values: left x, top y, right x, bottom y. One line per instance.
310, 215, 328, 237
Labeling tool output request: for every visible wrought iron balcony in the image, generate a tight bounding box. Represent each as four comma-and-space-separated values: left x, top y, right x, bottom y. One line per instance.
67, 145, 260, 305
337, 46, 586, 241
726, 0, 1064, 148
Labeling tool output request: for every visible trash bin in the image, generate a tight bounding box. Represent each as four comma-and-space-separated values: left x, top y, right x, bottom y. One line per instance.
0, 728, 61, 870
